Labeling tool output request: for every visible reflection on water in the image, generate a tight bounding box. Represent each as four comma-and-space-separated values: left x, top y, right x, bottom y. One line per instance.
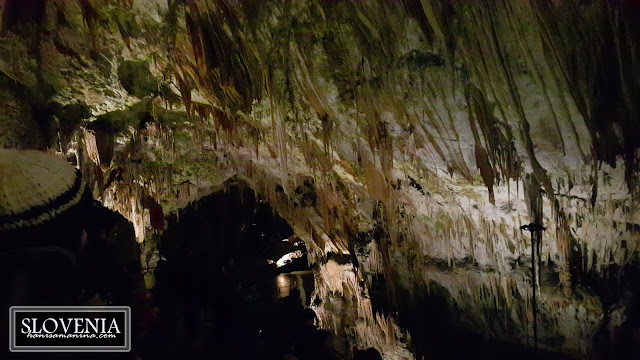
276, 274, 291, 298
275, 271, 314, 305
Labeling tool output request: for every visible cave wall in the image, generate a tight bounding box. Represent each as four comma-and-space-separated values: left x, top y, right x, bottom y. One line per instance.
1, 0, 640, 358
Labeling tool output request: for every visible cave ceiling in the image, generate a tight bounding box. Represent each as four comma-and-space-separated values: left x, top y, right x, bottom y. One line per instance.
1, 0, 639, 358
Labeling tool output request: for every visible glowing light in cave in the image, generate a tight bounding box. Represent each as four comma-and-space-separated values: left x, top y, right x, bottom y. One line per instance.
276, 250, 304, 268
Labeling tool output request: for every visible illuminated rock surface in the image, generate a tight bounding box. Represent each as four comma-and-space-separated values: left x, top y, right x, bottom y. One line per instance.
1, 0, 639, 358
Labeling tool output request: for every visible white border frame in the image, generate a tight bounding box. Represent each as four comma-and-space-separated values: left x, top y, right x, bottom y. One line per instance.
9, 306, 131, 352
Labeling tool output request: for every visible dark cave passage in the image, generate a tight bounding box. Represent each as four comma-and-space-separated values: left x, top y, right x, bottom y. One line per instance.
139, 179, 338, 360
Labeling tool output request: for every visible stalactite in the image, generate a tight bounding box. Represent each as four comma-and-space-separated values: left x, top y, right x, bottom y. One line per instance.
83, 128, 101, 168
79, 0, 99, 53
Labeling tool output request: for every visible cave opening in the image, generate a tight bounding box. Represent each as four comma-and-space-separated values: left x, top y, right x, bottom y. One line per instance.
140, 179, 329, 360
